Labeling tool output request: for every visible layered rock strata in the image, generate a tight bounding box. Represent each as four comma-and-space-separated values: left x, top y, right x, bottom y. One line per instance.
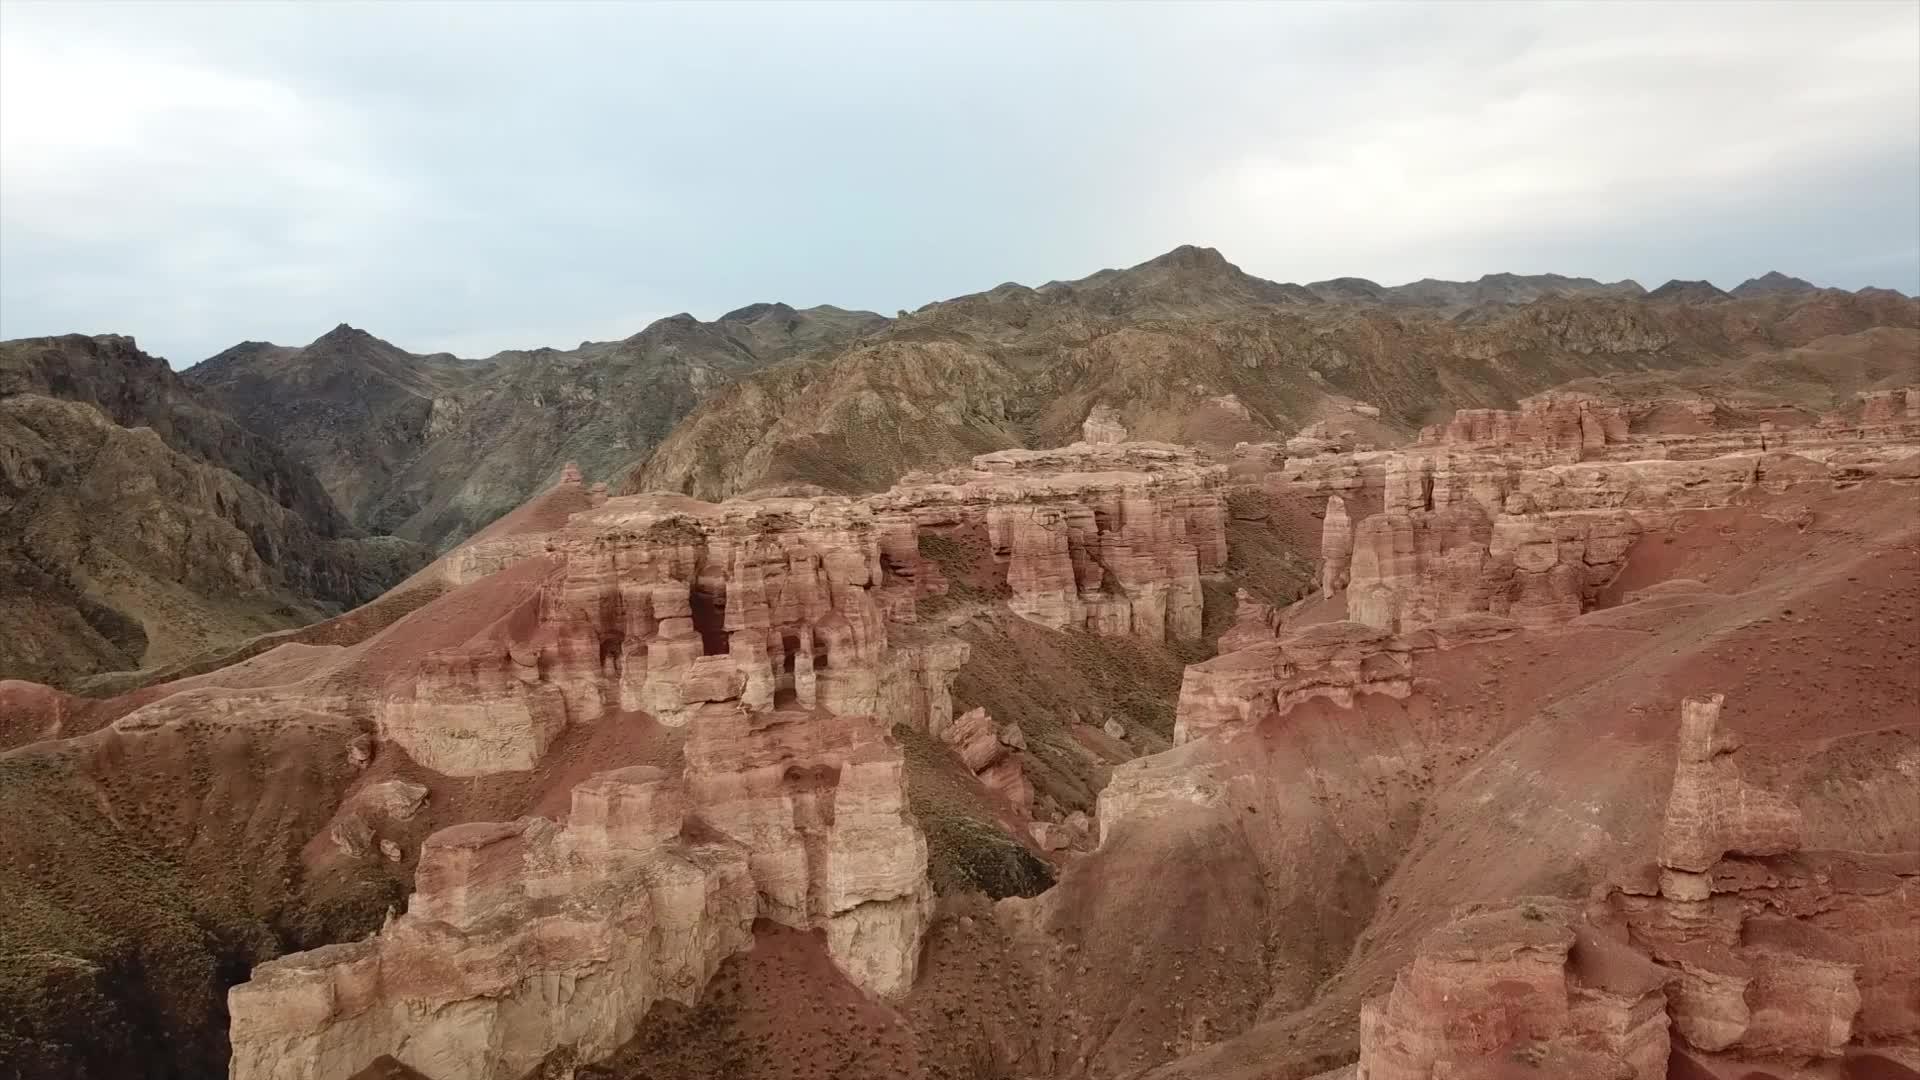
399, 442, 1226, 777
228, 441, 1229, 1079
1352, 695, 1920, 1079
938, 706, 1035, 815
1172, 615, 1516, 745
1604, 695, 1917, 1067
876, 442, 1228, 641
1355, 899, 1671, 1080
1858, 386, 1920, 424
1272, 393, 1920, 633
232, 709, 931, 1080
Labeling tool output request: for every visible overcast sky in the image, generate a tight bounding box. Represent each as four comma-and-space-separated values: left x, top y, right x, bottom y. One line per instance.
2, 1, 1916, 366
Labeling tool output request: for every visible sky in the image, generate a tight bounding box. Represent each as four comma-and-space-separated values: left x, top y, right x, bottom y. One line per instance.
1, 1, 1916, 366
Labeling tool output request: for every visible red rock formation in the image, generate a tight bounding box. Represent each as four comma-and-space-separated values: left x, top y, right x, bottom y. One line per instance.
879, 442, 1228, 641
230, 769, 758, 1080
1082, 404, 1129, 444
939, 706, 1034, 815
407, 444, 1226, 777
1320, 495, 1353, 599
1858, 386, 1919, 424
1353, 694, 1918, 1080
1417, 391, 1631, 461
1218, 588, 1284, 653
1173, 620, 1441, 745
224, 442, 1233, 1079
1356, 899, 1669, 1080
1596, 697, 1915, 1069
1655, 694, 1803, 874
1279, 399, 1920, 633
232, 707, 931, 1080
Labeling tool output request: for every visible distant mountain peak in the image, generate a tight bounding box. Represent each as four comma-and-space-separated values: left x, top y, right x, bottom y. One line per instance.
1730, 270, 1819, 298
718, 302, 795, 323
1647, 279, 1731, 303
1139, 244, 1237, 274
306, 323, 397, 354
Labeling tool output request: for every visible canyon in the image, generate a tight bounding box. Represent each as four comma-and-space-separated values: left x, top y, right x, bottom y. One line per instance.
1, 255, 1917, 1080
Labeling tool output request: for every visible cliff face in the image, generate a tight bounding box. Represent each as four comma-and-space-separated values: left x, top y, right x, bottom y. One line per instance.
1256, 390, 1920, 636
0, 334, 428, 686
229, 718, 932, 1080
204, 437, 1230, 1079
1013, 395, 1920, 1080
187, 307, 887, 548
1352, 695, 1918, 1080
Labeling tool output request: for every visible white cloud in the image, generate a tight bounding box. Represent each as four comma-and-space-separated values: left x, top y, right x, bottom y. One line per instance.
1173, 2, 1920, 284
0, 1, 1913, 364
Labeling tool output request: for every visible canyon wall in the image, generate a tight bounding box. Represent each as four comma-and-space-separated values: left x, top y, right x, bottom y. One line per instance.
397, 442, 1227, 778
1351, 695, 1920, 1080
231, 708, 930, 1080
1263, 391, 1920, 634
226, 438, 1229, 1080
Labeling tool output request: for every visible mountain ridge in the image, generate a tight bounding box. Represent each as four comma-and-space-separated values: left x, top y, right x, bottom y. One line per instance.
185, 304, 888, 547
628, 245, 1920, 500
0, 333, 428, 686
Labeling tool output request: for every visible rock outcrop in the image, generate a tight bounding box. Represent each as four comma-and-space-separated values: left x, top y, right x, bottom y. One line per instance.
1356, 899, 1670, 1080
1273, 393, 1920, 634
1082, 404, 1129, 444
1858, 386, 1919, 424
1352, 695, 1920, 1080
939, 706, 1035, 815
232, 708, 931, 1080
879, 442, 1228, 640
389, 440, 1225, 778
1602, 695, 1916, 1068
1172, 616, 1516, 745
225, 439, 1233, 1080
1654, 694, 1803, 875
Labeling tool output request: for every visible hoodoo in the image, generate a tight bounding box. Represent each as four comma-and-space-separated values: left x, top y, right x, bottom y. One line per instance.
219, 434, 1237, 1079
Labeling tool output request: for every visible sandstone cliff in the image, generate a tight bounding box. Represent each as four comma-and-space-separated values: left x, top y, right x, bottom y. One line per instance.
1351, 694, 1917, 1080
201, 439, 1228, 1078
1261, 390, 1920, 635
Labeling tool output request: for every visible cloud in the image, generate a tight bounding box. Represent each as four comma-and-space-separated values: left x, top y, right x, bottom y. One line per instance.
0, 1, 1914, 365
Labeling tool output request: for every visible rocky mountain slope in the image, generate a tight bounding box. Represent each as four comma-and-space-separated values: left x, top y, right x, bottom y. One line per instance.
3, 377, 1915, 1080
187, 304, 887, 548
0, 334, 427, 687
2, 249, 1916, 1080
630, 246, 1916, 500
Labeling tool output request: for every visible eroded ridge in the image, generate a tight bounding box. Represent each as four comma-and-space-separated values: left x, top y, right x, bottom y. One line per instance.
230, 708, 931, 1080
1262, 391, 1920, 634
222, 439, 1233, 1080
1353, 695, 1919, 1080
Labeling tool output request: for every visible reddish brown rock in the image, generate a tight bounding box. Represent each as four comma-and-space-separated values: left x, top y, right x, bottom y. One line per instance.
1082, 403, 1129, 444
939, 706, 1034, 815
1356, 899, 1666, 1080
232, 708, 933, 1080
1173, 620, 1425, 744
881, 442, 1227, 641
1858, 386, 1919, 424
1282, 398, 1920, 633
1656, 694, 1803, 874
1418, 391, 1631, 460
1320, 495, 1353, 599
